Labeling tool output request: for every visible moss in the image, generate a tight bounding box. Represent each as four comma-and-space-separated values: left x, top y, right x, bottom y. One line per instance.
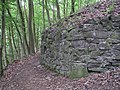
68, 67, 89, 79
55, 30, 62, 40
107, 3, 115, 13
111, 33, 119, 39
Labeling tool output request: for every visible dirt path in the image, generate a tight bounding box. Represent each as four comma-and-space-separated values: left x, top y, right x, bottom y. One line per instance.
0, 52, 120, 90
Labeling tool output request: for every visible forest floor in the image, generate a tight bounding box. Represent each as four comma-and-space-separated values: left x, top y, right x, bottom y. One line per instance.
0, 51, 120, 90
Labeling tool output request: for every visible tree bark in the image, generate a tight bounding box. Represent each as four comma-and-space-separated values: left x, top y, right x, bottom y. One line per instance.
8, 27, 14, 62
45, 0, 51, 25
0, 0, 5, 77
55, 0, 61, 19
42, 0, 45, 30
4, 34, 9, 66
66, 0, 69, 16
32, 1, 37, 52
0, 47, 2, 77
28, 0, 35, 54
71, 0, 75, 14
63, 0, 66, 17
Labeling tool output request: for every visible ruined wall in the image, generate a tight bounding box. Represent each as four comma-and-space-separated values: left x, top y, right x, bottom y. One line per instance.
40, 0, 120, 77
40, 14, 120, 76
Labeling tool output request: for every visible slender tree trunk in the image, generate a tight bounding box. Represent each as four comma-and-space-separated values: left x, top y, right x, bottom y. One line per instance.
71, 0, 75, 14
17, 37, 22, 58
42, 0, 45, 30
4, 35, 9, 66
0, 0, 5, 77
8, 27, 14, 62
55, 0, 61, 19
45, 0, 51, 25
63, 0, 66, 17
32, 1, 36, 52
28, 0, 35, 54
23, 0, 28, 23
66, 0, 69, 16
36, 27, 39, 50
0, 47, 2, 77
47, 0, 55, 23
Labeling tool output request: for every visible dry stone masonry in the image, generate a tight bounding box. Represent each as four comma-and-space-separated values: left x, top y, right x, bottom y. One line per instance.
40, 0, 120, 78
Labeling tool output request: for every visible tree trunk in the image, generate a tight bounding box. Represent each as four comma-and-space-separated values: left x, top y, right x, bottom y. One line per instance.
55, 0, 61, 20
42, 0, 45, 30
28, 0, 35, 54
23, 0, 28, 23
45, 0, 51, 25
8, 27, 14, 62
63, 0, 66, 17
71, 0, 75, 14
0, 48, 3, 77
32, 1, 37, 52
4, 35, 9, 66
51, 0, 56, 23
0, 0, 5, 77
66, 0, 69, 16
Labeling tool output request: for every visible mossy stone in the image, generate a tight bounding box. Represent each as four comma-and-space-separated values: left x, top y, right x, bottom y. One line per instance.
68, 63, 88, 79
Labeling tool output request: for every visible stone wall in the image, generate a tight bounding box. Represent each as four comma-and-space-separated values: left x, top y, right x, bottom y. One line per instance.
40, 0, 120, 78
40, 14, 120, 77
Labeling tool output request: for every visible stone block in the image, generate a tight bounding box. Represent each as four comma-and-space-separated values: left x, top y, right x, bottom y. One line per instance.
83, 31, 93, 38
111, 61, 120, 66
100, 17, 111, 27
84, 31, 109, 39
72, 48, 88, 57
68, 29, 79, 36
103, 51, 113, 57
68, 63, 88, 79
110, 32, 120, 39
112, 22, 120, 27
67, 34, 84, 41
94, 31, 109, 39
88, 67, 107, 72
87, 61, 102, 68
89, 43, 98, 51
80, 55, 90, 63
90, 50, 104, 59
113, 44, 120, 51
83, 24, 95, 31
111, 15, 120, 22
112, 49, 120, 56
106, 38, 120, 44
98, 42, 110, 50
71, 40, 89, 48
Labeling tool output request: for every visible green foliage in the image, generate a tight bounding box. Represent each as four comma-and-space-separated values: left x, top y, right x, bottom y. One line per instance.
107, 3, 115, 13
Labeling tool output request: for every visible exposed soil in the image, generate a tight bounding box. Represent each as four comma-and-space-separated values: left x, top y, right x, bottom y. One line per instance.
0, 51, 120, 90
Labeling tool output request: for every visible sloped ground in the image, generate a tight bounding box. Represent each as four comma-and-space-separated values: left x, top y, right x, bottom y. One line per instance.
0, 51, 120, 90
